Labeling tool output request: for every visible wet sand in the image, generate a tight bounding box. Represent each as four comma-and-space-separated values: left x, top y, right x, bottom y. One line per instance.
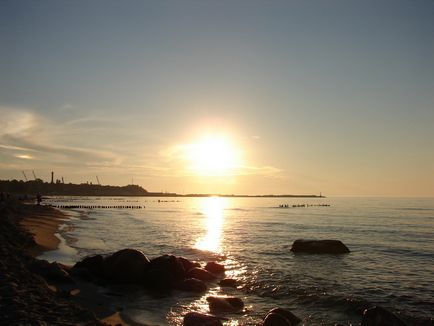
19, 203, 68, 256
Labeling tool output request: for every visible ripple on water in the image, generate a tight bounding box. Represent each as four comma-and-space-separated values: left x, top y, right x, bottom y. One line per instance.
43, 196, 434, 325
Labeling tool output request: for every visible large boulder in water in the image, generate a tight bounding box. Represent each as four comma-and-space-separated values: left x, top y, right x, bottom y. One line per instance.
206, 296, 244, 313
143, 254, 186, 289
205, 261, 225, 274
263, 313, 292, 326
72, 255, 104, 278
187, 267, 216, 282
175, 278, 207, 293
290, 239, 350, 254
361, 306, 407, 326
143, 268, 174, 290
183, 312, 223, 326
219, 278, 237, 288
263, 308, 301, 325
178, 257, 201, 272
104, 249, 150, 283
72, 254, 105, 279
148, 255, 186, 281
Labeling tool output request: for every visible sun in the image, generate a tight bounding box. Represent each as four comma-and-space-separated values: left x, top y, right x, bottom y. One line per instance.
185, 135, 241, 176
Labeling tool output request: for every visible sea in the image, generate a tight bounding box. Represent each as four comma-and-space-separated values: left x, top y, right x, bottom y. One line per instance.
40, 196, 434, 325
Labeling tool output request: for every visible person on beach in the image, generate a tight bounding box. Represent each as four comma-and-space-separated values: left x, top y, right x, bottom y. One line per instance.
36, 193, 42, 205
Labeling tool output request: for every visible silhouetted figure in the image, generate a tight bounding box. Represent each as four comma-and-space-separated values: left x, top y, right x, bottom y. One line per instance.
36, 193, 42, 205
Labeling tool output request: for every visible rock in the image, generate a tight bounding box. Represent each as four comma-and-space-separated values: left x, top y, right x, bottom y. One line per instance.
176, 278, 207, 293
290, 239, 350, 254
143, 268, 173, 290
143, 255, 188, 289
205, 261, 225, 274
361, 306, 407, 326
266, 308, 301, 325
187, 267, 216, 282
178, 257, 201, 272
183, 312, 223, 326
206, 296, 244, 313
148, 255, 186, 282
70, 267, 94, 282
219, 278, 237, 288
104, 249, 150, 283
263, 312, 292, 326
30, 260, 74, 284
72, 254, 105, 278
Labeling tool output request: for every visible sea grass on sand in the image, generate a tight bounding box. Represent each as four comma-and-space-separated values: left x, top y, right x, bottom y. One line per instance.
0, 201, 104, 325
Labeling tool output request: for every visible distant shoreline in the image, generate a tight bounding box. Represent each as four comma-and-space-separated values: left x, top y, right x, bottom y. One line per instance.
42, 193, 326, 199
0, 179, 325, 198
157, 194, 325, 198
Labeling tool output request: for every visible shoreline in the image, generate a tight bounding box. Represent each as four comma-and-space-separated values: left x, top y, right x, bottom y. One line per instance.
19, 204, 69, 257
0, 200, 131, 325
1, 199, 426, 325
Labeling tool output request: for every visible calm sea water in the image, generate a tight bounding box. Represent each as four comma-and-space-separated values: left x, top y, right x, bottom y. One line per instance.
41, 196, 434, 325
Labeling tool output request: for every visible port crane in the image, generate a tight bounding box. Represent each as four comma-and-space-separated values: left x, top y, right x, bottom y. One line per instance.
22, 171, 28, 181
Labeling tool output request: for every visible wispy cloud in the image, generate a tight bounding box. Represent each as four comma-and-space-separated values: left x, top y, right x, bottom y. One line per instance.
0, 106, 283, 185
0, 106, 177, 181
0, 144, 35, 151
0, 107, 121, 169
14, 154, 33, 160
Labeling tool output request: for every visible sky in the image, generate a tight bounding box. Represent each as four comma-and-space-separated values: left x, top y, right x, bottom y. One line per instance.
1, 0, 433, 197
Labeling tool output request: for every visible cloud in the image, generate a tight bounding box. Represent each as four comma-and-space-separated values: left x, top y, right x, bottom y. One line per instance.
0, 106, 177, 182
0, 106, 283, 183
0, 106, 121, 169
0, 108, 39, 137
0, 144, 35, 151
14, 154, 33, 160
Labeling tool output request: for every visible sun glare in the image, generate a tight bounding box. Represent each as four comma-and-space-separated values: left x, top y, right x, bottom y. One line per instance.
185, 136, 241, 176
194, 197, 225, 252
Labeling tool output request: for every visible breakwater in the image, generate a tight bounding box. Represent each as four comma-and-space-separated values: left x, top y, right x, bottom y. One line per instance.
48, 204, 144, 209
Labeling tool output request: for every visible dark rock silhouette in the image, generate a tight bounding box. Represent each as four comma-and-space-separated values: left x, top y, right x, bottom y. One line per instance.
361, 306, 407, 326
72, 254, 105, 279
183, 312, 223, 326
264, 308, 301, 325
143, 268, 174, 290
72, 250, 229, 296
263, 312, 292, 326
205, 261, 225, 274
148, 254, 186, 282
30, 260, 74, 284
178, 256, 201, 272
104, 249, 150, 283
175, 278, 207, 293
206, 296, 244, 313
290, 239, 350, 254
187, 267, 217, 282
219, 278, 237, 288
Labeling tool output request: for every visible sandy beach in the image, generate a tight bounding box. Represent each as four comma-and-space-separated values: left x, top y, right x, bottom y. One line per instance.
19, 203, 68, 256
0, 200, 129, 326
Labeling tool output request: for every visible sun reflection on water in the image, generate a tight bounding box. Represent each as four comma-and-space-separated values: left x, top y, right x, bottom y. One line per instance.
194, 197, 226, 252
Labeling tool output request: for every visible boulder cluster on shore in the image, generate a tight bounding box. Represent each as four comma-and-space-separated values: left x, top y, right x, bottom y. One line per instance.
71, 248, 305, 326
71, 246, 409, 326
0, 201, 413, 325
